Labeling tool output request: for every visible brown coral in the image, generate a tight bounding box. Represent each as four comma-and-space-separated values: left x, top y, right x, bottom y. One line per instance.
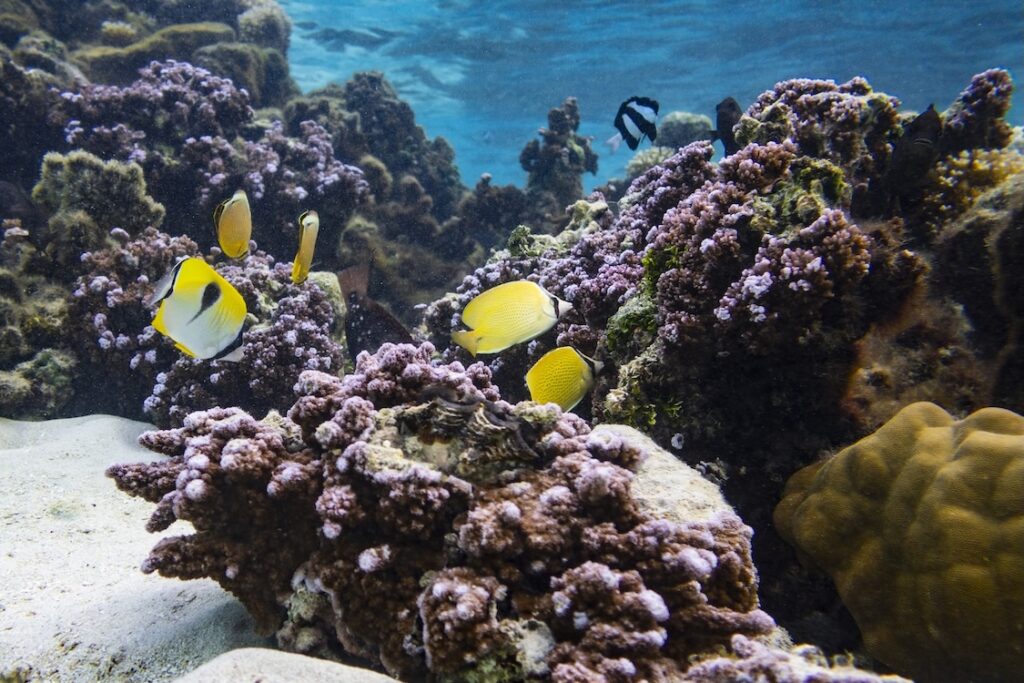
774, 402, 1024, 683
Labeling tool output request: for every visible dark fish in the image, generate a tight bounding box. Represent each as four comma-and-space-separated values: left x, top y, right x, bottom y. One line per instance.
885, 104, 943, 195
711, 97, 743, 156
337, 264, 414, 358
294, 21, 318, 31
0, 181, 45, 230
611, 96, 659, 151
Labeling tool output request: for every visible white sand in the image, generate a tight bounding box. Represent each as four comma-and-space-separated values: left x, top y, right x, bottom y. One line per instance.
0, 415, 268, 682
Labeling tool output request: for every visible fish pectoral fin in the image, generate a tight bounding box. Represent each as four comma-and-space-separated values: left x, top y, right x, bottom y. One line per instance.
451, 329, 482, 356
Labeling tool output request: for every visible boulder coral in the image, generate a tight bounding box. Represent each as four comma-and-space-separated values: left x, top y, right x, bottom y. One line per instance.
774, 401, 1024, 683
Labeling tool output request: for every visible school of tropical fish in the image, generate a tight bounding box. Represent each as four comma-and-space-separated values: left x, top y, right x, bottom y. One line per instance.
148, 95, 730, 413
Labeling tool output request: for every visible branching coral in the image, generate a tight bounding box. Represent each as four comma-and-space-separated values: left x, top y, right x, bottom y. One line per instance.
51, 60, 368, 260
110, 343, 775, 681
68, 226, 198, 418
143, 251, 345, 427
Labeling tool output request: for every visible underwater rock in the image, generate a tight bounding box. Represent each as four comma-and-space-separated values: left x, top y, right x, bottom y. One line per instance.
931, 169, 1024, 412
0, 348, 76, 418
193, 41, 298, 107
775, 402, 1024, 683
624, 145, 676, 182
342, 71, 463, 222
0, 51, 70, 188
32, 150, 166, 275
109, 342, 776, 681
71, 22, 237, 83
657, 110, 714, 150
518, 96, 599, 234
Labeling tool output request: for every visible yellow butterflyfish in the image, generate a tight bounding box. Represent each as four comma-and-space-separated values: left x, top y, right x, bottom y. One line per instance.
147, 257, 247, 361
213, 189, 252, 259
291, 210, 320, 284
525, 346, 602, 412
451, 280, 571, 356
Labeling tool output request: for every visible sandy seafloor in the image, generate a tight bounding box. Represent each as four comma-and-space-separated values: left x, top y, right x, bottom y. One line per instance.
0, 415, 263, 680
0, 415, 399, 682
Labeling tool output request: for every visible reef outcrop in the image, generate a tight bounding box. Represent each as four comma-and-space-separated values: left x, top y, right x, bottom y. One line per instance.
109, 343, 777, 681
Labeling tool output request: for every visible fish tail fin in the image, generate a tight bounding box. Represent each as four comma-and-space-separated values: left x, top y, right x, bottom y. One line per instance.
338, 263, 370, 299
451, 329, 481, 356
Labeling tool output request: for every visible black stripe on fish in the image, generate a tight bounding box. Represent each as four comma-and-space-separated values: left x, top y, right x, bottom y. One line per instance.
145, 257, 188, 308
614, 96, 659, 150
189, 282, 222, 323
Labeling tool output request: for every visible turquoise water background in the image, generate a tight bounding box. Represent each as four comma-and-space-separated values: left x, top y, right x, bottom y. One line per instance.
282, 0, 1024, 190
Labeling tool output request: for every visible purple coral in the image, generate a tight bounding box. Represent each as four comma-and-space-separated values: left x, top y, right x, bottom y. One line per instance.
144, 255, 345, 428
941, 68, 1015, 152
69, 227, 199, 418
110, 342, 774, 680
51, 59, 368, 263
743, 76, 901, 187
56, 60, 254, 148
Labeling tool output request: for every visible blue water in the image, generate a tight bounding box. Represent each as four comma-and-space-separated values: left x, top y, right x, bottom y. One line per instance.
282, 0, 1023, 191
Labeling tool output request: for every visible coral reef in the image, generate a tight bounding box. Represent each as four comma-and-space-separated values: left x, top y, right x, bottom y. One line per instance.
31, 150, 165, 275
422, 69, 1020, 669
734, 76, 901, 210
72, 22, 237, 83
143, 251, 345, 428
66, 226, 198, 419
931, 170, 1024, 412
109, 343, 776, 681
624, 146, 676, 183
684, 635, 910, 683
49, 60, 369, 260
519, 97, 599, 233
774, 401, 1024, 683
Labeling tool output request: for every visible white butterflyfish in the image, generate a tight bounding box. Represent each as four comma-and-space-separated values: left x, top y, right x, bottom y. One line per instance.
147, 257, 247, 361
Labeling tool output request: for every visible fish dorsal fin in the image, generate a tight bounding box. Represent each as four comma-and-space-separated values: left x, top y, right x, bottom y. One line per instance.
144, 256, 189, 308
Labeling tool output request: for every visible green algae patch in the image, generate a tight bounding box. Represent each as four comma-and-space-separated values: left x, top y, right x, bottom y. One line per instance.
73, 22, 235, 83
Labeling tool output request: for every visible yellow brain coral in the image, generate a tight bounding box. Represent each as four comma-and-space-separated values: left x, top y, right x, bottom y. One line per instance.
774, 402, 1024, 683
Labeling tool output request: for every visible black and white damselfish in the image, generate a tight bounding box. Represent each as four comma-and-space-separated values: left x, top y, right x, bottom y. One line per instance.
607, 96, 659, 153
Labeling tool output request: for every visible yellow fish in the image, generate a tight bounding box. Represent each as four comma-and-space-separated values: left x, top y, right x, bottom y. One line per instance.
526, 346, 602, 412
291, 210, 319, 284
213, 189, 252, 259
146, 257, 247, 361
451, 280, 572, 356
